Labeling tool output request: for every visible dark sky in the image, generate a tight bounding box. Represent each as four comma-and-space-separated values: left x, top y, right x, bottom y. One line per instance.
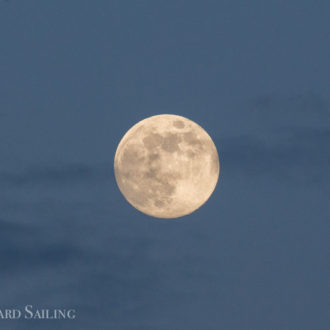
0, 1, 329, 330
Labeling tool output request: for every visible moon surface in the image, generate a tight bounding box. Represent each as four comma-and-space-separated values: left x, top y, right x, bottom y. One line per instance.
114, 114, 220, 218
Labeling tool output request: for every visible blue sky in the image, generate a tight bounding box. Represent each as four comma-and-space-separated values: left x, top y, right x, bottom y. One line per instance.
0, 1, 329, 329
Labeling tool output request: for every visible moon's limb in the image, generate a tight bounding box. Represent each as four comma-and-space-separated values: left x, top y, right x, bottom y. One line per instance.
114, 114, 220, 218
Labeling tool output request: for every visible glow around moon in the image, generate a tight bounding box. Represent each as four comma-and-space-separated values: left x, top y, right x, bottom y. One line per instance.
114, 114, 220, 218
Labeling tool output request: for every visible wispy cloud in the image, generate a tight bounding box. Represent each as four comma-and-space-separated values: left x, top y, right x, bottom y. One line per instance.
246, 92, 329, 129
0, 219, 83, 272
218, 94, 330, 187
0, 163, 111, 187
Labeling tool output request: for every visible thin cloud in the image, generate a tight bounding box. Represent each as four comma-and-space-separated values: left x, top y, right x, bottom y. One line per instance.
219, 127, 330, 188
246, 92, 329, 129
0, 163, 110, 186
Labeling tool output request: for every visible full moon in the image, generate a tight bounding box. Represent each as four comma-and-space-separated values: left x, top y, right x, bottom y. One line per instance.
114, 114, 220, 218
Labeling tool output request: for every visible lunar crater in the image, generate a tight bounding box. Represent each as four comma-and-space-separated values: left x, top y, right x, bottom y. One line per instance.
173, 120, 185, 129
